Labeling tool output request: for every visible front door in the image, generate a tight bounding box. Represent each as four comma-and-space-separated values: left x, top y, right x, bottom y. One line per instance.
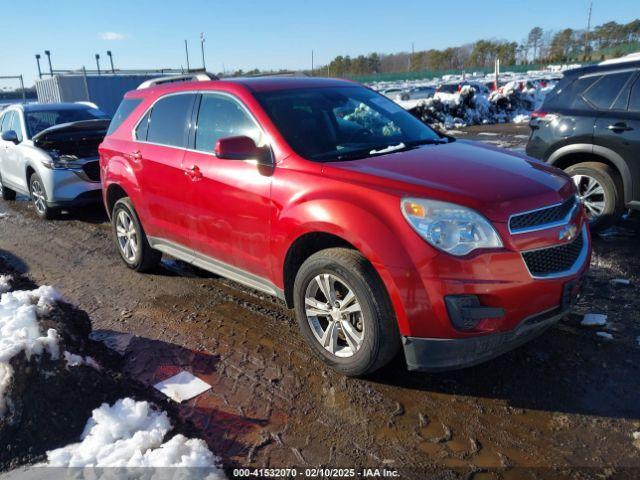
182, 92, 274, 280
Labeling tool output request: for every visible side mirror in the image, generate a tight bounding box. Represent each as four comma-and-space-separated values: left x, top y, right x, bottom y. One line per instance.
1, 130, 19, 144
214, 136, 271, 164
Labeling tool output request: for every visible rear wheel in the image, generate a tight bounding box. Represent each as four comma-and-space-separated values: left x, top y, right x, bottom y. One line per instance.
0, 172, 16, 201
112, 197, 161, 272
29, 173, 58, 219
293, 248, 400, 377
565, 162, 624, 232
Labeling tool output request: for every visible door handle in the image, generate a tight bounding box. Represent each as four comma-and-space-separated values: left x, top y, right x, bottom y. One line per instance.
125, 150, 142, 161
607, 123, 633, 132
184, 165, 203, 180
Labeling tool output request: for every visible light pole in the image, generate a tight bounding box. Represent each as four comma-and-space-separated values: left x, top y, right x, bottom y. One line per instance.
95, 54, 101, 75
107, 50, 115, 73
200, 33, 206, 70
35, 54, 42, 79
44, 50, 53, 76
184, 40, 190, 71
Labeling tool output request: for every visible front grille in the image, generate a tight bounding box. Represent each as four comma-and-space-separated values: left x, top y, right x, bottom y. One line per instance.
510, 196, 576, 233
522, 229, 584, 277
82, 161, 101, 182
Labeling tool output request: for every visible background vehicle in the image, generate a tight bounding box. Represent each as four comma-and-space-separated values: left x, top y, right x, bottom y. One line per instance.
399, 86, 436, 101
0, 103, 110, 219
437, 81, 489, 94
101, 77, 589, 376
526, 60, 640, 231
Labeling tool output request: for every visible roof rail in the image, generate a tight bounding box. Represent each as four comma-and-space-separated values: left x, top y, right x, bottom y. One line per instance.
137, 72, 218, 90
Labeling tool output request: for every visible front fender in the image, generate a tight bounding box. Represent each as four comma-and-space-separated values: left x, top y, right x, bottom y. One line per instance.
274, 197, 437, 335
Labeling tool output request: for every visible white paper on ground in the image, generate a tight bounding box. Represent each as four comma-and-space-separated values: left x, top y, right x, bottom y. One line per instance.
596, 331, 613, 340
154, 371, 212, 403
611, 278, 631, 285
581, 313, 607, 326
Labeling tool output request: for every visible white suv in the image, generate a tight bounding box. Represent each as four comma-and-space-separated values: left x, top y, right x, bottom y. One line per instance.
0, 103, 110, 219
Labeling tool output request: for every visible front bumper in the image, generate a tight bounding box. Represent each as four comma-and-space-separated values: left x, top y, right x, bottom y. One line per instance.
403, 307, 570, 371
41, 166, 101, 207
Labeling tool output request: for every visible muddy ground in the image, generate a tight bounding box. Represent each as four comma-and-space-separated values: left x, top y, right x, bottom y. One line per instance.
0, 124, 638, 478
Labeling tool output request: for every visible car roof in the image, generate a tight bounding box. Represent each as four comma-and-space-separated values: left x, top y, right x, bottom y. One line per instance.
130, 76, 359, 98
563, 59, 640, 77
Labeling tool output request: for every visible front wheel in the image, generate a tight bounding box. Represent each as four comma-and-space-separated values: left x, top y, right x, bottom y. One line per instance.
565, 162, 624, 232
112, 198, 161, 272
293, 248, 400, 377
29, 173, 58, 219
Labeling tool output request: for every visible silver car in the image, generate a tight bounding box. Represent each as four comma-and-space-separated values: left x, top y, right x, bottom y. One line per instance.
0, 103, 110, 219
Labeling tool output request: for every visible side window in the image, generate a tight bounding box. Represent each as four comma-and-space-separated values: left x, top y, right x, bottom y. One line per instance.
194, 94, 262, 153
0, 112, 11, 133
107, 98, 142, 136
582, 71, 634, 110
544, 75, 599, 110
146, 94, 196, 147
629, 77, 640, 112
10, 112, 23, 142
135, 110, 151, 141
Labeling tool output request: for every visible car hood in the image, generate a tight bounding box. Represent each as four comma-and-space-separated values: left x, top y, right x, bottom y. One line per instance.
32, 119, 110, 157
322, 140, 575, 222
32, 119, 110, 144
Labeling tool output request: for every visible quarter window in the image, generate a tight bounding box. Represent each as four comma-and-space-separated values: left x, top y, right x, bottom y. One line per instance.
146, 94, 196, 147
135, 110, 151, 141
583, 71, 634, 110
194, 94, 262, 153
629, 78, 640, 111
107, 98, 142, 136
0, 112, 12, 133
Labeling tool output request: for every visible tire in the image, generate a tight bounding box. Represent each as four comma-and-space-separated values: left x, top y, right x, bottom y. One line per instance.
29, 173, 58, 220
293, 248, 400, 377
565, 162, 624, 232
0, 172, 16, 201
112, 197, 161, 272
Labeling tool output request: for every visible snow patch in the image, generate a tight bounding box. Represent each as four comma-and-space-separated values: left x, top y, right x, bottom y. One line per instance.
581, 313, 607, 327
0, 285, 63, 417
63, 351, 101, 370
0, 275, 11, 294
596, 332, 613, 340
45, 398, 223, 473
611, 278, 631, 286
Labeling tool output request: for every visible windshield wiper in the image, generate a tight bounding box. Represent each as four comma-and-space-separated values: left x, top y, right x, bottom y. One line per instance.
330, 138, 449, 162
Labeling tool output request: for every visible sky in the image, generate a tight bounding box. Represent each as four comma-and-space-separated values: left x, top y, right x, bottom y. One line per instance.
1, 0, 639, 87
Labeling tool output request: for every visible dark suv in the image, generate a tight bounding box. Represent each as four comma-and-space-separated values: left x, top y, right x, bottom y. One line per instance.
526, 59, 640, 230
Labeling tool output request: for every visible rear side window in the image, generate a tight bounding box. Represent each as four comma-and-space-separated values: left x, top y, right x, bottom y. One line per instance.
107, 98, 142, 136
629, 78, 640, 111
146, 94, 196, 147
583, 71, 634, 110
194, 94, 262, 152
543, 75, 599, 110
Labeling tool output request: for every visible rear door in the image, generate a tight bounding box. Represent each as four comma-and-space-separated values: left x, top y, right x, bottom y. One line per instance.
182, 92, 274, 279
591, 69, 640, 203
133, 93, 197, 246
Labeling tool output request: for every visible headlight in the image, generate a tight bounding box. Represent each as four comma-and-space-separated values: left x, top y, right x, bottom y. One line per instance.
43, 152, 82, 170
401, 198, 503, 256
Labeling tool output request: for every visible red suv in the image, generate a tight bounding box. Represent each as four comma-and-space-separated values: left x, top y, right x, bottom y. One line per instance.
100, 76, 591, 376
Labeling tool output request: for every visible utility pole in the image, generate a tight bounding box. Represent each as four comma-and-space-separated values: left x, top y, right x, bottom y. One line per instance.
19, 75, 25, 102
184, 40, 190, 71
35, 54, 42, 79
585, 1, 593, 60
95, 54, 101, 75
311, 50, 314, 75
107, 50, 115, 73
200, 33, 206, 70
44, 50, 53, 76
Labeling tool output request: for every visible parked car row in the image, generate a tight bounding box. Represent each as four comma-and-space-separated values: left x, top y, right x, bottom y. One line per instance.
3, 61, 637, 376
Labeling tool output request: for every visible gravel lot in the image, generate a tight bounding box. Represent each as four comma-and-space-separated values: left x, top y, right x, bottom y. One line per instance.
0, 124, 638, 478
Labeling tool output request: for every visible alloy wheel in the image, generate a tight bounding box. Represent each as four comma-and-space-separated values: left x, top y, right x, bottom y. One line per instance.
115, 210, 139, 262
31, 180, 47, 215
572, 174, 606, 220
304, 273, 365, 358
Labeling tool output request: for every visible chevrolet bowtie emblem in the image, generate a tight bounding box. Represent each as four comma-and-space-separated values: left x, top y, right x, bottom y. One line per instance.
559, 224, 578, 242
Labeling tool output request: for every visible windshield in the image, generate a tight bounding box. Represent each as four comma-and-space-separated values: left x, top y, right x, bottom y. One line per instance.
255, 86, 442, 161
25, 108, 109, 138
